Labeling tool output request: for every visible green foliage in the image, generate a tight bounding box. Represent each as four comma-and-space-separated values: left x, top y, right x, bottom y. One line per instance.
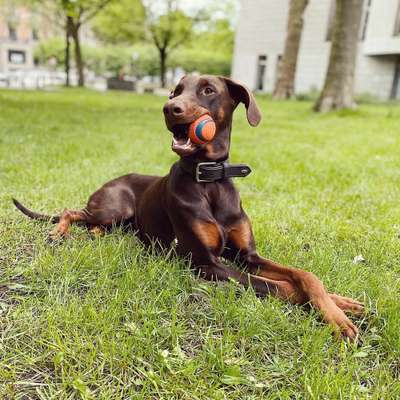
33, 38, 160, 78
83, 44, 160, 78
171, 48, 231, 76
56, 0, 115, 20
130, 43, 160, 77
90, 0, 234, 77
149, 9, 193, 53
194, 19, 235, 56
1, 89, 400, 398
34, 37, 65, 66
83, 45, 133, 77
171, 19, 234, 76
92, 0, 145, 44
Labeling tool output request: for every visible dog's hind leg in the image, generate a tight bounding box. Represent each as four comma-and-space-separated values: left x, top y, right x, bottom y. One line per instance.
49, 209, 88, 240
89, 225, 105, 237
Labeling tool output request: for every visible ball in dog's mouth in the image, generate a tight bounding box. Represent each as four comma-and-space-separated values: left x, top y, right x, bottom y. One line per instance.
171, 114, 216, 157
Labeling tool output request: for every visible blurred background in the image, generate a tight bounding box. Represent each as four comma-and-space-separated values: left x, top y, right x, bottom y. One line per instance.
0, 0, 237, 93
0, 0, 399, 107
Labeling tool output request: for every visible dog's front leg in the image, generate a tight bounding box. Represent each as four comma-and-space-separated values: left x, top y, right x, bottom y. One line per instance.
172, 217, 298, 298
226, 216, 363, 341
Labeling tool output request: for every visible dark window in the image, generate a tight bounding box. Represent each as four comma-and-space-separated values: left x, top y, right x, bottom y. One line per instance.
326, 0, 336, 41
8, 50, 26, 64
256, 55, 267, 91
360, 0, 372, 41
8, 22, 17, 41
391, 58, 400, 99
394, 0, 400, 36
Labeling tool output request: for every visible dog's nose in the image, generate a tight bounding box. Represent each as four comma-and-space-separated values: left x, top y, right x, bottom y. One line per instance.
163, 100, 186, 117
172, 105, 184, 115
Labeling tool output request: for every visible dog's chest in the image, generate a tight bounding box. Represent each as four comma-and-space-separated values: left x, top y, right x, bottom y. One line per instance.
208, 180, 243, 227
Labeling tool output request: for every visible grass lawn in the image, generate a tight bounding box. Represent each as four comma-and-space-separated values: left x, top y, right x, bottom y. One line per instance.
1, 88, 400, 399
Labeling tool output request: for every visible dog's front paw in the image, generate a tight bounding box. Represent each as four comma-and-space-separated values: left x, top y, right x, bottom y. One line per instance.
329, 293, 364, 316
323, 302, 359, 342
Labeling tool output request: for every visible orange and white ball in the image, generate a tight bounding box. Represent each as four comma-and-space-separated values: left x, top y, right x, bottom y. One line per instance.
188, 114, 216, 144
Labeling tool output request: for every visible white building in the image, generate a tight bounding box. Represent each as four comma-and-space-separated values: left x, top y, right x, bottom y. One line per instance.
232, 0, 400, 100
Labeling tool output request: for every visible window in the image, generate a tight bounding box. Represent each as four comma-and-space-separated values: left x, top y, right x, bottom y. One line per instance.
256, 55, 267, 91
325, 0, 336, 41
394, 0, 400, 36
360, 0, 372, 41
8, 50, 26, 65
8, 22, 17, 41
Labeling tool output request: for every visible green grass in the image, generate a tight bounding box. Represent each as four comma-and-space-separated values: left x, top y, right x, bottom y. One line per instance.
1, 88, 400, 399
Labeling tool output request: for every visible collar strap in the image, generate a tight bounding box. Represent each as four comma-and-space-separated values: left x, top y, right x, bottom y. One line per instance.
179, 160, 252, 183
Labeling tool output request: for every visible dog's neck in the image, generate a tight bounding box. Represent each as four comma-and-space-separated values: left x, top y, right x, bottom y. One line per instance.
177, 118, 252, 183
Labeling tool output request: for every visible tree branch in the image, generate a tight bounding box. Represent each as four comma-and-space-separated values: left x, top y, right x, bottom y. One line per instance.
169, 29, 191, 51
81, 0, 113, 24
150, 28, 162, 51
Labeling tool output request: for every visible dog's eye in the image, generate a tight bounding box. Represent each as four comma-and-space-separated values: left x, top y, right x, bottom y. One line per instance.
169, 91, 174, 99
202, 87, 215, 96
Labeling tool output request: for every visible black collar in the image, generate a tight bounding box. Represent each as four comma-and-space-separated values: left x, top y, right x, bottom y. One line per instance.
179, 159, 252, 183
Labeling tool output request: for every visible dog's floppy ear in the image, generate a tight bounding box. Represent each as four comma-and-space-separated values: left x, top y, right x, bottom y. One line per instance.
222, 77, 262, 127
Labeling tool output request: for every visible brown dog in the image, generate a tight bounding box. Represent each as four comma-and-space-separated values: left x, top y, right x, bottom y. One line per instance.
13, 75, 363, 340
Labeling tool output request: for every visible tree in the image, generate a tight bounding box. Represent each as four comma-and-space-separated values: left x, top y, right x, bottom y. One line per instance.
273, 0, 309, 100
34, 37, 65, 65
25, 0, 115, 86
145, 0, 193, 88
93, 0, 192, 87
60, 0, 115, 87
314, 0, 364, 112
169, 19, 234, 76
92, 0, 145, 44
65, 15, 73, 86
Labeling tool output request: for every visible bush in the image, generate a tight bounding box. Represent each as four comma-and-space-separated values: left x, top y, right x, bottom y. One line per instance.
34, 39, 140, 79
34, 37, 65, 67
34, 39, 232, 79
85, 44, 160, 79
84, 46, 133, 77
171, 47, 231, 76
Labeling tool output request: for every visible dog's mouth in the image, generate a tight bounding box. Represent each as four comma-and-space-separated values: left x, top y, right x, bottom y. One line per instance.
171, 123, 197, 156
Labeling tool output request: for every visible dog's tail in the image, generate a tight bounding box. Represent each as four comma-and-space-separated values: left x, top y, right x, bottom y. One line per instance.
12, 198, 60, 223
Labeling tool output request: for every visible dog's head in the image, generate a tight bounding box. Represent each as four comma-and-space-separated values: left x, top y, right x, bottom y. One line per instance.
163, 74, 261, 160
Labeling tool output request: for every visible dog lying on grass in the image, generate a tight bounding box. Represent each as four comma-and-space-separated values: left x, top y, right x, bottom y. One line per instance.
13, 74, 364, 340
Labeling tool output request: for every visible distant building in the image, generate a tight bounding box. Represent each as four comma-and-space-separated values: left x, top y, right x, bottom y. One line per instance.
0, 5, 39, 74
233, 0, 400, 100
0, 3, 95, 76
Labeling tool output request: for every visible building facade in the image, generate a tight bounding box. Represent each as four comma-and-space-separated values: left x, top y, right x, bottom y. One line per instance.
0, 5, 38, 74
0, 3, 95, 76
232, 0, 400, 100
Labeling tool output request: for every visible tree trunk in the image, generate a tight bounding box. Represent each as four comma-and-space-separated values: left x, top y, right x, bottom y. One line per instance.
314, 0, 364, 112
159, 48, 167, 88
71, 22, 85, 87
65, 16, 73, 87
273, 0, 309, 100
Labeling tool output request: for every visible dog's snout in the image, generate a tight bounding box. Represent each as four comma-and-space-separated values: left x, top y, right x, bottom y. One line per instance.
163, 100, 186, 117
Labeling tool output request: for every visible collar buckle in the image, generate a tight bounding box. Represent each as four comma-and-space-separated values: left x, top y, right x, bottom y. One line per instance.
195, 161, 218, 183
